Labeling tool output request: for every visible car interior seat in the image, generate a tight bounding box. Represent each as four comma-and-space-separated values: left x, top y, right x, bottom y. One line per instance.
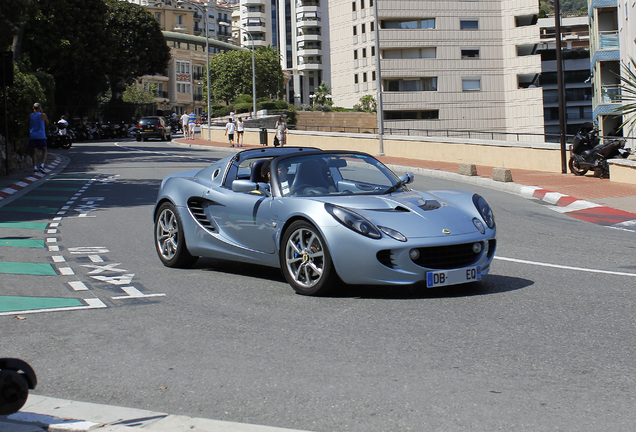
290, 158, 336, 193
250, 160, 267, 183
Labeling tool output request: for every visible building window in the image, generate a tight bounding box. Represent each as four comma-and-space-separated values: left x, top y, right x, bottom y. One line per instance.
362, 48, 367, 57
352, 1, 356, 11
370, 21, 374, 32
383, 48, 436, 59
177, 82, 191, 94
354, 74, 359, 84
363, 72, 367, 82
381, 19, 435, 29
385, 77, 437, 91
361, 23, 366, 33
176, 60, 190, 74
385, 110, 439, 120
462, 77, 481, 91
361, 0, 365, 8
460, 20, 479, 30
461, 48, 480, 58
353, 25, 357, 36
354, 50, 358, 60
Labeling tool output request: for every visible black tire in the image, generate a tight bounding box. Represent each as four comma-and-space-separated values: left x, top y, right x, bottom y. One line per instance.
154, 202, 197, 268
280, 220, 338, 296
568, 157, 588, 176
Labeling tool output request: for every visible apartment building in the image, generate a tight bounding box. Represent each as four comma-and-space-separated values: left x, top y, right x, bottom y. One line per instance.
538, 15, 592, 139
328, 0, 545, 139
588, 0, 635, 139
127, 0, 238, 115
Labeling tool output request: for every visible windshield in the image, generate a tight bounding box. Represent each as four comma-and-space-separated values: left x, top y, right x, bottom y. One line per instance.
273, 153, 401, 197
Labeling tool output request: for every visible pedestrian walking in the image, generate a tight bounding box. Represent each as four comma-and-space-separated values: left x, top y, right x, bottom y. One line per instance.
230, 109, 235, 122
29, 103, 49, 173
275, 115, 288, 147
225, 119, 236, 147
236, 117, 244, 147
188, 111, 197, 140
180, 112, 189, 136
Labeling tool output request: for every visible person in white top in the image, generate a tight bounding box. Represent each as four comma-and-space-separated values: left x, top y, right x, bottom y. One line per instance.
236, 117, 244, 147
225, 120, 236, 147
180, 112, 189, 135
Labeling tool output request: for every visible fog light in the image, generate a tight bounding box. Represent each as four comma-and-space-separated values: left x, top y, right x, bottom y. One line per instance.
409, 248, 420, 260
472, 242, 483, 254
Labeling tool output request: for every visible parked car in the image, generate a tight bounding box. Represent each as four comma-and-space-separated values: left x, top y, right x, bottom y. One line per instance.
135, 116, 172, 142
153, 147, 497, 296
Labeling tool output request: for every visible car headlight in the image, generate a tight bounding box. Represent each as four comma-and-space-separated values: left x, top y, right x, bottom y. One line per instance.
472, 194, 495, 229
325, 203, 382, 239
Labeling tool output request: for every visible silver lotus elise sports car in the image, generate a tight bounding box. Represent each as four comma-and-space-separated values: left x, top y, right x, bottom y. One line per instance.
154, 147, 496, 295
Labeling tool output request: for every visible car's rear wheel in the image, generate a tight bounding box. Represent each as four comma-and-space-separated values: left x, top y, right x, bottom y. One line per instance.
280, 220, 337, 296
155, 202, 197, 267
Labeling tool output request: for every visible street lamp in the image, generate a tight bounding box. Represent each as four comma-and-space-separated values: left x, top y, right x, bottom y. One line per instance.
220, 22, 257, 118
177, 0, 211, 140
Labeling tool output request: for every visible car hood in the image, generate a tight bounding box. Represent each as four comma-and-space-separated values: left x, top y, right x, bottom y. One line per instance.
319, 190, 482, 238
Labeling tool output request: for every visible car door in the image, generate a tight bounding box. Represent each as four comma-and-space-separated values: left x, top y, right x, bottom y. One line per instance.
209, 188, 277, 255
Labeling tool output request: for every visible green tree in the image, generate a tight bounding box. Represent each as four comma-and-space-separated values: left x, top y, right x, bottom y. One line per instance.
356, 95, 377, 112
313, 81, 333, 106
208, 46, 283, 104
122, 82, 158, 104
103, 0, 170, 103
20, 0, 110, 118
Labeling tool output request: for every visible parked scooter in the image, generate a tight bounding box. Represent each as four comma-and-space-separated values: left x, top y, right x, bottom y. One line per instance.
569, 124, 630, 178
47, 121, 72, 149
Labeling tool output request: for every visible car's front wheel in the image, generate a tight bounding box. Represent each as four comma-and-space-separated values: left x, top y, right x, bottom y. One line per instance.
280, 221, 338, 296
155, 202, 197, 267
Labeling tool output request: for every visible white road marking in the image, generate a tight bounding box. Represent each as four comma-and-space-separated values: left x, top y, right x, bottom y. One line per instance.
112, 286, 166, 300
495, 256, 636, 278
68, 281, 89, 291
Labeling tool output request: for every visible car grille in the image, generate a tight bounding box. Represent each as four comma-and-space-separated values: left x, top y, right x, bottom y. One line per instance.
187, 198, 217, 233
411, 242, 484, 270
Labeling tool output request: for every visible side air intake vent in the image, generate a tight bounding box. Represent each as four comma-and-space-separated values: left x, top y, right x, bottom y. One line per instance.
187, 198, 217, 233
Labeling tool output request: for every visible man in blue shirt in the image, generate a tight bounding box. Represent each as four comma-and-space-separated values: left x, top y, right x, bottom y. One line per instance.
29, 103, 49, 173
187, 111, 197, 140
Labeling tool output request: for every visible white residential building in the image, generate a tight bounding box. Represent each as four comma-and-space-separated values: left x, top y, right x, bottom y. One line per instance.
328, 0, 545, 139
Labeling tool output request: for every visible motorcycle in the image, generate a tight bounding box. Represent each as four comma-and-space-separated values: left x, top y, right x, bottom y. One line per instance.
568, 125, 630, 178
47, 121, 72, 149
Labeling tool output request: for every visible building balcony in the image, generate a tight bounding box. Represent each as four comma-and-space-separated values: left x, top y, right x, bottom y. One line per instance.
297, 60, 322, 71
298, 48, 321, 56
598, 31, 619, 49
296, 16, 321, 28
243, 0, 263, 5
600, 84, 621, 103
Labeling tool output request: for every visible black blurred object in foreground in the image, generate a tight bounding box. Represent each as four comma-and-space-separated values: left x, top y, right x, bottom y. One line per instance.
0, 358, 37, 415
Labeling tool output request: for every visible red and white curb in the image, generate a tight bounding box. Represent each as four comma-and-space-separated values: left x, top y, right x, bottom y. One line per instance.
0, 157, 62, 201
520, 185, 636, 231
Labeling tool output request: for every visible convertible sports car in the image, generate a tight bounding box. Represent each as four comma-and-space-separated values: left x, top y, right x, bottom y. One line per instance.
154, 147, 496, 296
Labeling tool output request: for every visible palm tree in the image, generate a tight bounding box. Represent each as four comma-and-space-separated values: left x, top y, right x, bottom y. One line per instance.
614, 59, 636, 137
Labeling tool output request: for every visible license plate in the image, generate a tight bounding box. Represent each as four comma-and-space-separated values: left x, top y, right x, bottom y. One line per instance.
144, 128, 154, 132
426, 266, 481, 288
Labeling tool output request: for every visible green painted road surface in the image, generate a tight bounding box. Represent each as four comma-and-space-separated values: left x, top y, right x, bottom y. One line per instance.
0, 296, 84, 313
0, 238, 45, 248
0, 261, 57, 275
0, 222, 48, 229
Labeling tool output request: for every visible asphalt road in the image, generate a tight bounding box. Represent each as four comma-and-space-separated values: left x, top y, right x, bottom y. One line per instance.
2, 139, 636, 431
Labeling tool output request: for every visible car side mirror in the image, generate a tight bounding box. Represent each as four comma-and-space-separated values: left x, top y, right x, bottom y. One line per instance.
400, 172, 414, 185
232, 180, 271, 197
